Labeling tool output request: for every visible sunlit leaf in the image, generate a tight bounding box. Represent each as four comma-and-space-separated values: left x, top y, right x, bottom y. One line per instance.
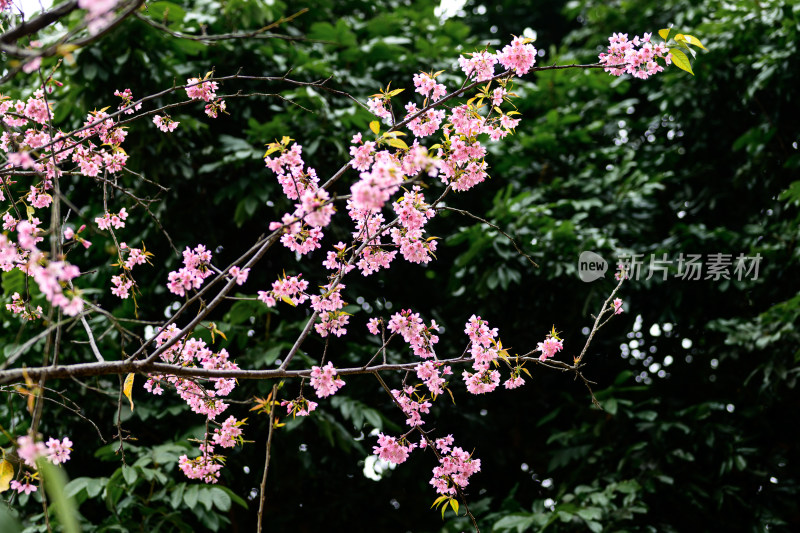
123, 373, 135, 411
668, 48, 694, 75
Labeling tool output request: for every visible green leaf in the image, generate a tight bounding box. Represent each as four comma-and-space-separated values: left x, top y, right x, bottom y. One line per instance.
209, 486, 232, 512
216, 485, 248, 509
603, 397, 618, 415
121, 465, 137, 486
0, 506, 22, 533
363, 408, 383, 430
170, 483, 186, 509
585, 520, 603, 533
144, 2, 186, 25
38, 460, 81, 533
64, 478, 88, 499
494, 513, 536, 532
668, 48, 694, 75
576, 507, 603, 520
104, 468, 125, 511
183, 484, 199, 509
198, 487, 214, 511
2, 268, 28, 296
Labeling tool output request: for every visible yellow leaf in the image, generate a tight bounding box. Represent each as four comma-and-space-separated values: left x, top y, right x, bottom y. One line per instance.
678, 34, 707, 50
56, 44, 79, 55
0, 459, 14, 492
450, 498, 459, 515
658, 28, 671, 41
668, 48, 694, 75
281, 295, 297, 307
431, 495, 448, 508
250, 396, 269, 412
369, 121, 380, 135
386, 138, 408, 150
123, 373, 135, 411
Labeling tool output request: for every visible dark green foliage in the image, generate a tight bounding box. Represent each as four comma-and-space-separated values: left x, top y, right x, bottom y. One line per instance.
1, 0, 798, 531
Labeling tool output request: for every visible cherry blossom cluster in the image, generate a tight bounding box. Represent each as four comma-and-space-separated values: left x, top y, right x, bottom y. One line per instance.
386, 309, 440, 358
178, 443, 224, 483
211, 415, 245, 448
613, 297, 624, 314
10, 221, 84, 316
8, 435, 73, 495
309, 361, 346, 398
310, 282, 349, 337
205, 99, 227, 118
415, 360, 452, 396
404, 103, 446, 138
110, 274, 133, 298
367, 95, 393, 121
392, 386, 432, 427
264, 139, 333, 254
73, 107, 129, 174
281, 396, 318, 417
63, 224, 92, 249
78, 0, 119, 34
257, 272, 309, 307
389, 185, 438, 264
413, 72, 447, 102
114, 88, 142, 115
462, 315, 504, 394
5, 291, 43, 321
153, 114, 179, 132
537, 333, 564, 362
185, 76, 227, 119
323, 241, 355, 276
108, 243, 152, 299
373, 432, 417, 465
599, 32, 671, 79
166, 244, 214, 297
461, 363, 501, 395
220, 265, 245, 286
95, 207, 128, 230
17, 435, 72, 467
143, 325, 243, 482
429, 437, 482, 496
458, 36, 538, 82
186, 77, 219, 102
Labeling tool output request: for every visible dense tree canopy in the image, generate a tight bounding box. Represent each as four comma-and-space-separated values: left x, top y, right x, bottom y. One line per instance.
1, 0, 798, 532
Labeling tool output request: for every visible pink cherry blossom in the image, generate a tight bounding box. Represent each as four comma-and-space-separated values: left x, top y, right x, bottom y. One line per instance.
309, 362, 346, 398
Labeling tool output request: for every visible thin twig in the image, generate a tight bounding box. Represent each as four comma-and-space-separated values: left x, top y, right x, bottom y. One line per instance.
257, 383, 278, 533
439, 206, 538, 268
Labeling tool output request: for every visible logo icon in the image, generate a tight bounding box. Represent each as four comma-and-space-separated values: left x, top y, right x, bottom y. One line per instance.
578, 251, 608, 282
